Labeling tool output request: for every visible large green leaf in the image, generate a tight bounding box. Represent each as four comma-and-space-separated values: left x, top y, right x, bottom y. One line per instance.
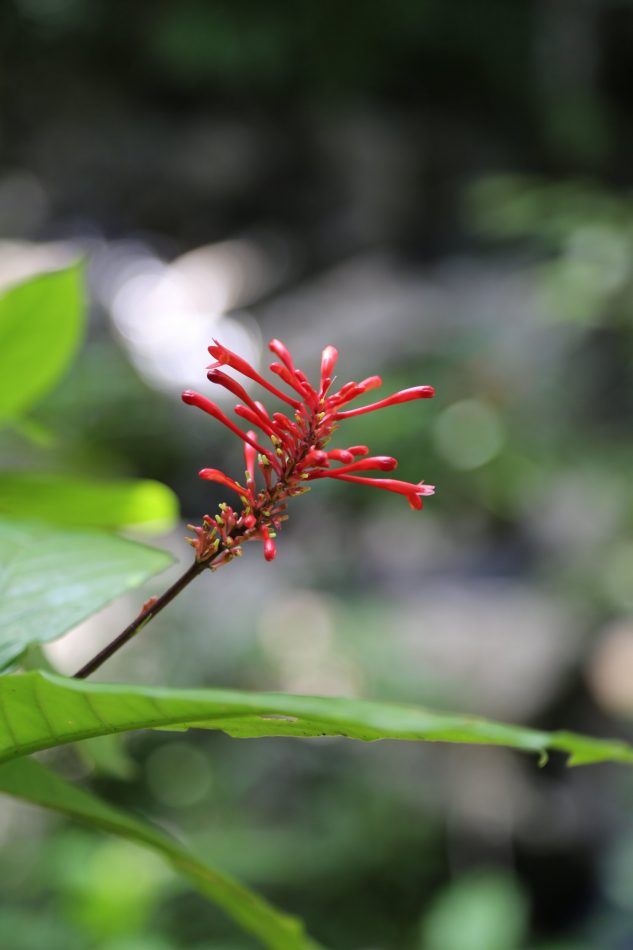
0, 264, 84, 422
0, 757, 322, 950
0, 473, 179, 530
0, 520, 174, 669
0, 671, 631, 766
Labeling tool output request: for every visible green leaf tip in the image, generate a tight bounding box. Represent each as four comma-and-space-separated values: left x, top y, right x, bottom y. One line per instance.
551, 730, 633, 767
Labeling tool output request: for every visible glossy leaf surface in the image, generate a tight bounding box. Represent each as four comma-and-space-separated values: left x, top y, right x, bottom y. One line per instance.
0, 521, 174, 669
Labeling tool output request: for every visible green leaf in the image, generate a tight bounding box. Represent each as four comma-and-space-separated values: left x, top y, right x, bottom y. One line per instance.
0, 264, 85, 423
0, 671, 631, 767
0, 473, 179, 531
0, 757, 322, 950
0, 520, 174, 669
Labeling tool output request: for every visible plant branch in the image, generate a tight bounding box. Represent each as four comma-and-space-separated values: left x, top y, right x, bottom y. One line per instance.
73, 558, 209, 679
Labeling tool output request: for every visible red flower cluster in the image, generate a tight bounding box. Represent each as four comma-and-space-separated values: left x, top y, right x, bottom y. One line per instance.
182, 339, 435, 566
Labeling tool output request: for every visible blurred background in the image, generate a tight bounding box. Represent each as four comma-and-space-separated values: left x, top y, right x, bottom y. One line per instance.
2, 0, 633, 947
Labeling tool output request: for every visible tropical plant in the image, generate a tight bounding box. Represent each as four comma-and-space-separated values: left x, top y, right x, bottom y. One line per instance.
1, 265, 631, 949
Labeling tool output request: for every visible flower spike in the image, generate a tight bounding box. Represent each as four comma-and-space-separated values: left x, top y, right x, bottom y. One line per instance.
184, 339, 434, 563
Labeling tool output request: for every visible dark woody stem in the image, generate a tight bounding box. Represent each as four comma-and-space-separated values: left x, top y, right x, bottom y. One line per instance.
73, 558, 210, 679
73, 412, 319, 681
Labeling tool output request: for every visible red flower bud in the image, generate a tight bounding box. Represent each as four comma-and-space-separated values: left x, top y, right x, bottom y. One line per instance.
268, 338, 296, 370
262, 525, 277, 562
303, 449, 329, 467
198, 469, 248, 498
320, 345, 338, 391
326, 448, 355, 463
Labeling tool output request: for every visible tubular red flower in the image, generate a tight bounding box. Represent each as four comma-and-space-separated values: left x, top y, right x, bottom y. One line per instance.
321, 345, 338, 379
243, 435, 256, 484
322, 472, 435, 507
295, 369, 316, 394
326, 448, 355, 463
269, 340, 320, 405
335, 385, 435, 418
320, 345, 338, 395
272, 412, 303, 439
206, 368, 251, 402
198, 469, 248, 498
309, 456, 398, 477
254, 401, 272, 423
234, 404, 278, 437
208, 340, 301, 409
330, 376, 383, 408
207, 369, 271, 425
268, 338, 297, 374
302, 449, 329, 468
269, 361, 317, 405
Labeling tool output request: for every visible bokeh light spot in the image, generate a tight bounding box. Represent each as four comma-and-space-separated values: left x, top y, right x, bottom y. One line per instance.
588, 620, 633, 716
433, 398, 504, 470
145, 741, 213, 808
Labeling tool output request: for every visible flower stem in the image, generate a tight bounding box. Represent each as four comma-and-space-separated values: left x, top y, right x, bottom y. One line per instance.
73, 559, 208, 679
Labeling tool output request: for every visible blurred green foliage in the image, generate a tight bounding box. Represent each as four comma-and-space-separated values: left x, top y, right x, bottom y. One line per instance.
466, 174, 633, 324
0, 264, 83, 422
